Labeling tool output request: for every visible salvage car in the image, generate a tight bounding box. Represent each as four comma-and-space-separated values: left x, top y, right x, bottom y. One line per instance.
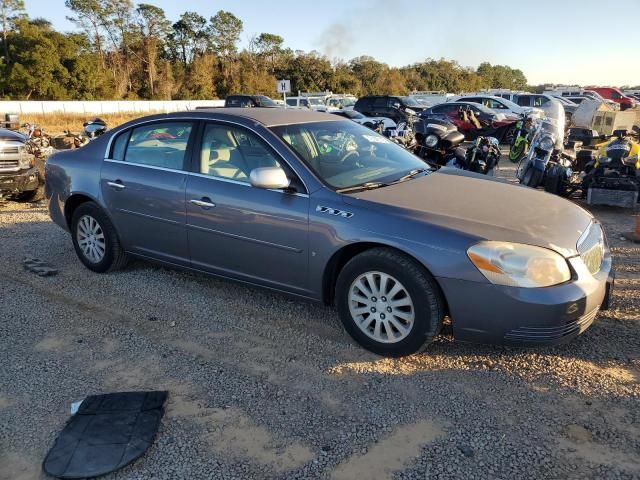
354, 95, 427, 124
0, 128, 40, 201
330, 110, 396, 130
46, 109, 613, 357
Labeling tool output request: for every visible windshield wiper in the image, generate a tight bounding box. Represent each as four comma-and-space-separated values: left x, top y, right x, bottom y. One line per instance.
336, 182, 388, 194
393, 168, 429, 183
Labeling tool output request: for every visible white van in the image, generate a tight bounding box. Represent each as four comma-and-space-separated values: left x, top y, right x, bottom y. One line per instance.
285, 96, 327, 111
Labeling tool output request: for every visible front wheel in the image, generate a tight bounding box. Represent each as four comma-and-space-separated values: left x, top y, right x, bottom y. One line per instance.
335, 248, 444, 357
521, 165, 543, 188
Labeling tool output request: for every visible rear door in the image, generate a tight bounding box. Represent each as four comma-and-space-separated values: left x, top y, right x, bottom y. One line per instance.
185, 121, 311, 294
100, 120, 196, 266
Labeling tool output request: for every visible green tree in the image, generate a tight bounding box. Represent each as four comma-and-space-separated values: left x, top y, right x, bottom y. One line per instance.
1, 0, 25, 61
208, 10, 242, 95
135, 4, 170, 97
169, 11, 207, 66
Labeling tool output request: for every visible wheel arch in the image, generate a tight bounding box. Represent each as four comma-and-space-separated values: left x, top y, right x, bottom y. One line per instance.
321, 242, 450, 316
63, 193, 100, 229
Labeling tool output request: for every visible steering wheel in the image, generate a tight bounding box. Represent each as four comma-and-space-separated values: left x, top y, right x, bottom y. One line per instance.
340, 150, 360, 166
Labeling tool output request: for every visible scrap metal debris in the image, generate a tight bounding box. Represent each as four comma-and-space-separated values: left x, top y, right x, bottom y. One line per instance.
22, 256, 58, 277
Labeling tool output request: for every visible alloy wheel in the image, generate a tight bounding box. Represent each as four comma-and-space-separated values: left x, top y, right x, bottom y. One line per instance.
348, 271, 415, 344
76, 214, 106, 263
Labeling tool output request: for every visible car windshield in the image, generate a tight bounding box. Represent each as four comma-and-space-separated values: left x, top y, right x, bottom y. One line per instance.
308, 98, 325, 106
344, 111, 363, 119
270, 120, 427, 190
328, 97, 355, 107
401, 96, 422, 107
493, 97, 521, 110
255, 96, 277, 107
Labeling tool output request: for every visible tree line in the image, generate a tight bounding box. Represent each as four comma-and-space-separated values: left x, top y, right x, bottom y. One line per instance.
0, 0, 533, 100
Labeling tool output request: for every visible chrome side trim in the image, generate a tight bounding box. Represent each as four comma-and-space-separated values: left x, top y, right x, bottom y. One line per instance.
186, 222, 303, 253
103, 159, 309, 197
104, 159, 187, 175
117, 208, 181, 225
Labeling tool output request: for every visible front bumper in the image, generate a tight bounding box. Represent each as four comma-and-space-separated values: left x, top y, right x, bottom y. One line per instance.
438, 250, 613, 346
0, 167, 39, 194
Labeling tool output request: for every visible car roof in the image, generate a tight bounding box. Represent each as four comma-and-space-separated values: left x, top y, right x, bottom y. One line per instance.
119, 108, 343, 128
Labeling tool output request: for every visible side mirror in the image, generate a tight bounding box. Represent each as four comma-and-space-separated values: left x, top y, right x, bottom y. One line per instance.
249, 167, 290, 190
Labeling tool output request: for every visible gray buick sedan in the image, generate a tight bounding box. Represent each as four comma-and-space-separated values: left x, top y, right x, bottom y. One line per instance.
45, 109, 613, 356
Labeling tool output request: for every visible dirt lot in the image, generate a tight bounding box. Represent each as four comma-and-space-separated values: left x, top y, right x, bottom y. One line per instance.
0, 164, 639, 480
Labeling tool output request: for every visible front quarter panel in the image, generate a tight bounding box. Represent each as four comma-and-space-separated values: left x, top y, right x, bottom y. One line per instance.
307, 188, 487, 299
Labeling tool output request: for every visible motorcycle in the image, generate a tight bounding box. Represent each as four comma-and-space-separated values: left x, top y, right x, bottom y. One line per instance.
383, 108, 418, 150
83, 118, 108, 139
516, 101, 566, 188
448, 136, 501, 175
581, 129, 640, 207
414, 117, 465, 167
21, 123, 53, 159
508, 114, 536, 163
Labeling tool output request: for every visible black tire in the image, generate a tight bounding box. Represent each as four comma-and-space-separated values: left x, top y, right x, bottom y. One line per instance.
70, 202, 128, 273
335, 248, 444, 357
503, 125, 517, 145
522, 166, 543, 188
13, 188, 40, 202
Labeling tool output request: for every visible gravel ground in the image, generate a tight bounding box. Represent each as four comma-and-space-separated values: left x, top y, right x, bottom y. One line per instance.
0, 163, 639, 480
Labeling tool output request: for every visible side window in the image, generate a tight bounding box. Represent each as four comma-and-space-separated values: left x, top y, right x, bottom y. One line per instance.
110, 130, 130, 161
199, 124, 281, 184
300, 99, 309, 107
533, 96, 548, 107
373, 97, 387, 108
516, 96, 530, 106
286, 98, 297, 107
123, 122, 193, 170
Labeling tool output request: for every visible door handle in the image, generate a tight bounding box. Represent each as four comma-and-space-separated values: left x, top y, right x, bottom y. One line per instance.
190, 198, 216, 209
107, 181, 125, 190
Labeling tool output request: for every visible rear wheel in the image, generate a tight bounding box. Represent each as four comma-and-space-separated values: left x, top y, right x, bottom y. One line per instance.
71, 202, 128, 273
335, 248, 444, 357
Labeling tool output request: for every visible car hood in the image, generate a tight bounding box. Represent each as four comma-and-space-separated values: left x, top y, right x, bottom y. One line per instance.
342, 169, 592, 257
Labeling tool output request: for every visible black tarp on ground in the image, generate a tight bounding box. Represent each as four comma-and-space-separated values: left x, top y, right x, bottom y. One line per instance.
43, 391, 168, 479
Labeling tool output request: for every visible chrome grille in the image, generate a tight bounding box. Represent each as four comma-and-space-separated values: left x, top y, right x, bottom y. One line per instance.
0, 146, 20, 155
0, 159, 19, 169
577, 222, 604, 275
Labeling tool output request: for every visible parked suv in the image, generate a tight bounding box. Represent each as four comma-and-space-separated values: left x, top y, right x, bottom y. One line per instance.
354, 96, 426, 124
514, 94, 575, 122
0, 128, 40, 201
224, 95, 279, 108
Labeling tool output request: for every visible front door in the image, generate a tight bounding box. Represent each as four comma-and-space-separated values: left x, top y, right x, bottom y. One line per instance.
100, 120, 196, 266
185, 122, 310, 295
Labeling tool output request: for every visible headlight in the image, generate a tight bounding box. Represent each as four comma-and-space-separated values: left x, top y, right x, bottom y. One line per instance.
467, 241, 571, 288
424, 134, 438, 148
18, 147, 35, 168
539, 136, 554, 151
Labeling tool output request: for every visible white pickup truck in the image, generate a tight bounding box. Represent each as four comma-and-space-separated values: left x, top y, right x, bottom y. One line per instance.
0, 129, 40, 201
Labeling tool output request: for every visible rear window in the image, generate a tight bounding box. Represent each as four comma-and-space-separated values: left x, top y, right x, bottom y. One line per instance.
110, 130, 130, 161
122, 122, 193, 170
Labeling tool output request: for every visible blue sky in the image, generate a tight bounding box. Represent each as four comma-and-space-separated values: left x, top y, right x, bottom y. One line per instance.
26, 0, 640, 86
